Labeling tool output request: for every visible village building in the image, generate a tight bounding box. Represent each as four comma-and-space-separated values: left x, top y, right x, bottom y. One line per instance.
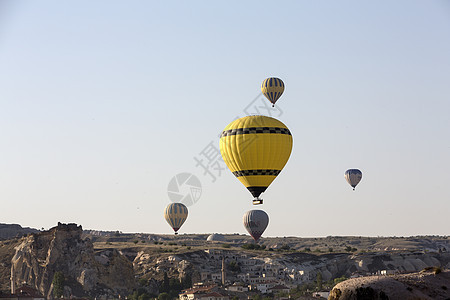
225, 283, 248, 293
269, 285, 290, 294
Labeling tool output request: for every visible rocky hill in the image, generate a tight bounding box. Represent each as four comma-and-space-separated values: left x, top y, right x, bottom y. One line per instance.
130, 247, 450, 284
329, 268, 450, 300
10, 223, 135, 298
0, 224, 448, 299
85, 231, 450, 253
0, 223, 39, 240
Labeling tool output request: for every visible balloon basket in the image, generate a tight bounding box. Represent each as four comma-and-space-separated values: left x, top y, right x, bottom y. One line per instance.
252, 198, 263, 205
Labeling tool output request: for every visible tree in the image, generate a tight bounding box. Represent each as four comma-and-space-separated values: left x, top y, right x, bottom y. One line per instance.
138, 293, 150, 300
52, 271, 65, 298
157, 292, 170, 300
138, 278, 147, 286
316, 272, 323, 291
333, 276, 347, 285
181, 273, 192, 289
161, 272, 169, 293
280, 244, 290, 251
227, 261, 240, 272
127, 288, 155, 300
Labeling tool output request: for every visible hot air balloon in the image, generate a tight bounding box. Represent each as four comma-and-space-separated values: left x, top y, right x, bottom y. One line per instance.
220, 115, 293, 205
243, 210, 269, 242
164, 203, 188, 234
261, 77, 285, 107
345, 169, 362, 190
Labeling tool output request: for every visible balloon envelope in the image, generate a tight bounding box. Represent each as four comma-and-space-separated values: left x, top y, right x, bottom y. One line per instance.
219, 115, 293, 204
243, 210, 269, 242
261, 77, 285, 106
345, 169, 362, 190
164, 203, 188, 234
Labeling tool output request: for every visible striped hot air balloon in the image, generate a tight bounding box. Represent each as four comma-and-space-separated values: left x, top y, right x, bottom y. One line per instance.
164, 203, 188, 234
345, 169, 363, 190
243, 210, 269, 242
261, 77, 285, 107
220, 115, 293, 205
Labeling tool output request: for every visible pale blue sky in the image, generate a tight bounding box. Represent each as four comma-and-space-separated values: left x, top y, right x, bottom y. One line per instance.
1, 1, 449, 237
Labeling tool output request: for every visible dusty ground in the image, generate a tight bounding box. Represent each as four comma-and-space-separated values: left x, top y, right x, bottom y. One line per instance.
329, 268, 450, 300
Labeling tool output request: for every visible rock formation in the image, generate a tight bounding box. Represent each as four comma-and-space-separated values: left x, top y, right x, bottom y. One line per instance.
10, 223, 135, 299
0, 223, 38, 240
329, 268, 450, 300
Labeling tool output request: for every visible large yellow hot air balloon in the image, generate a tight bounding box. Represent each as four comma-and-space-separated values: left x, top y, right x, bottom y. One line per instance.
219, 115, 293, 204
164, 203, 188, 234
261, 77, 284, 107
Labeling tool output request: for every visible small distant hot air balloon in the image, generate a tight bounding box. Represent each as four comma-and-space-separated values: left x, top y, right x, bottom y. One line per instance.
261, 77, 285, 107
345, 169, 362, 190
164, 203, 188, 234
220, 115, 293, 205
243, 210, 269, 242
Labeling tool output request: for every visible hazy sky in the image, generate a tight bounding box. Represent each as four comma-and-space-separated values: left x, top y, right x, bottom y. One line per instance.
1, 1, 449, 237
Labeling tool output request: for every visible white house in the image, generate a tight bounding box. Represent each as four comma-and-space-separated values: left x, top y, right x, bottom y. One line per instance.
226, 283, 248, 292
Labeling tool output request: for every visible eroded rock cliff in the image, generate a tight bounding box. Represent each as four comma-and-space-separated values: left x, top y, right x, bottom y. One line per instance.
11, 223, 135, 299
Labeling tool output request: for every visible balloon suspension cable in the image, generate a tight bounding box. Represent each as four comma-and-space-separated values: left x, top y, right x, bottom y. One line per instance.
253, 197, 263, 205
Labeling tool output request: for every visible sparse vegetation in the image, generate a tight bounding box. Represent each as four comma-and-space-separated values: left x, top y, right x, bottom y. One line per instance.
241, 243, 265, 250
280, 244, 291, 251
345, 246, 357, 252
333, 276, 348, 285
128, 288, 156, 300
152, 271, 192, 299
316, 272, 323, 290
227, 260, 240, 272
52, 271, 65, 298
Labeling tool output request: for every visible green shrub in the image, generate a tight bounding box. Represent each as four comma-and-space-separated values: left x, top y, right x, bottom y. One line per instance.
52, 271, 65, 298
